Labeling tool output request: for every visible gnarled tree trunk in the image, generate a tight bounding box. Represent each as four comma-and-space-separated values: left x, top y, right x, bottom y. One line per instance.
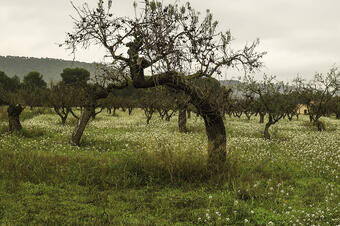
203, 113, 226, 172
264, 121, 273, 140
131, 69, 229, 172
70, 107, 92, 146
8, 104, 23, 132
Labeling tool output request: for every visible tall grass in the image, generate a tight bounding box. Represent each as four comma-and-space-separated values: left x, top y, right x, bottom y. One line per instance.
0, 109, 339, 225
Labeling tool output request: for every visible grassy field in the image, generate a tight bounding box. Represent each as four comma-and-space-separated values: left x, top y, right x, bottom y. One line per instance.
0, 107, 339, 225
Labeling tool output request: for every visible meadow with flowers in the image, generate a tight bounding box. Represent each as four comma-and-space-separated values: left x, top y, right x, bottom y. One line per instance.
0, 107, 339, 225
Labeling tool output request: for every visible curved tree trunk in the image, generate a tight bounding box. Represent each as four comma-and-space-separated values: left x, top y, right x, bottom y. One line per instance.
202, 113, 226, 172
70, 107, 92, 146
264, 122, 273, 140
131, 71, 228, 172
8, 104, 23, 132
178, 108, 187, 133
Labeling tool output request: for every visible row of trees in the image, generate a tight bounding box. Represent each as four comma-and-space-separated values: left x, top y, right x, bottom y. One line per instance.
237, 70, 339, 139
1, 66, 339, 143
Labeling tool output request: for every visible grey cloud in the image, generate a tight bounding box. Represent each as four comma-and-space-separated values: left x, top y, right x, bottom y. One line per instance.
0, 0, 339, 80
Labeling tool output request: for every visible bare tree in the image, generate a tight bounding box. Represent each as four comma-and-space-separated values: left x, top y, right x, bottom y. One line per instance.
242, 75, 291, 139
48, 83, 83, 125
62, 0, 265, 171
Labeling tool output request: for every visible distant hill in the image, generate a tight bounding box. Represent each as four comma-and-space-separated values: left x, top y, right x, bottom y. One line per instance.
0, 55, 97, 83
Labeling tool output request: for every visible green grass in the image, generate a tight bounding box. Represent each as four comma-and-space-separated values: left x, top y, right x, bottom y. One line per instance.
0, 108, 339, 225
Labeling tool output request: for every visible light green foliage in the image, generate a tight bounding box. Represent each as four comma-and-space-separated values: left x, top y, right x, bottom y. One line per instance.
0, 109, 339, 224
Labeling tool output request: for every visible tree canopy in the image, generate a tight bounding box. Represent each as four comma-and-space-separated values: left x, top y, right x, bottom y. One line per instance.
22, 71, 47, 90
60, 67, 91, 86
63, 0, 265, 171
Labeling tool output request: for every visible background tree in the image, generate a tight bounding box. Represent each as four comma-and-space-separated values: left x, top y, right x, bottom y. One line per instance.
69, 84, 107, 146
22, 71, 47, 90
48, 83, 83, 125
242, 75, 291, 139
60, 67, 90, 86
63, 0, 264, 171
0, 55, 96, 83
0, 71, 23, 131
284, 90, 301, 121
295, 68, 340, 131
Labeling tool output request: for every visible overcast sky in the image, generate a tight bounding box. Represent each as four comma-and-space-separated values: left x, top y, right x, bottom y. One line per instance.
1, 0, 339, 81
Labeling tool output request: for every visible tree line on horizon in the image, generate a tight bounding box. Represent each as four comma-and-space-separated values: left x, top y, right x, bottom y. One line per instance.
0, 55, 97, 83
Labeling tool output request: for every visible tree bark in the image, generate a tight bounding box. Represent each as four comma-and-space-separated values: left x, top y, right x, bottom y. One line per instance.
203, 113, 226, 172
178, 108, 187, 133
70, 107, 92, 146
8, 104, 23, 132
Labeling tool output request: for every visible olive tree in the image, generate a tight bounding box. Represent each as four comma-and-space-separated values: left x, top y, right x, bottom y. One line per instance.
48, 83, 83, 125
242, 75, 291, 139
63, 0, 264, 171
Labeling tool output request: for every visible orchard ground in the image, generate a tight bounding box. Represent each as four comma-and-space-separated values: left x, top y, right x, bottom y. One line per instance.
0, 107, 339, 225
